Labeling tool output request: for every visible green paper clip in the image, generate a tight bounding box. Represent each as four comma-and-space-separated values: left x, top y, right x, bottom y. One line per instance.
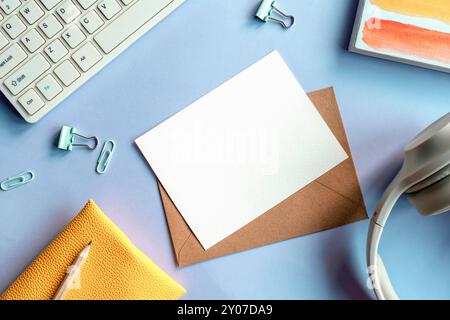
0, 171, 35, 191
57, 126, 99, 151
256, 0, 294, 29
96, 140, 116, 174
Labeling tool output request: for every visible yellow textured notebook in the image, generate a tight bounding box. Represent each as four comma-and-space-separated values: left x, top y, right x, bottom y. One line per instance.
1, 200, 186, 300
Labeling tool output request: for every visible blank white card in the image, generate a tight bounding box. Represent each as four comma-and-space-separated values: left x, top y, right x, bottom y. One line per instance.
136, 51, 348, 250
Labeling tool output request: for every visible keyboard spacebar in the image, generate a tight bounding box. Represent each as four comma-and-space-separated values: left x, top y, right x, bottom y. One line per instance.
94, 0, 173, 54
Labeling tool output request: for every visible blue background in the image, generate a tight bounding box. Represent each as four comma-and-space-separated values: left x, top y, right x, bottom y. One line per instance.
1, 0, 449, 299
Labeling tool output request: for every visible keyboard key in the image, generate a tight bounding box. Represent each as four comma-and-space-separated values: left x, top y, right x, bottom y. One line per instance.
0, 0, 21, 15
5, 53, 51, 95
21, 29, 45, 52
20, 1, 45, 25
72, 42, 102, 71
36, 74, 62, 100
76, 0, 97, 9
19, 89, 45, 115
54, 59, 79, 86
3, 15, 27, 39
39, 14, 63, 38
80, 11, 104, 34
1, 0, 182, 123
95, 0, 172, 53
44, 39, 68, 63
0, 31, 8, 50
98, 0, 122, 20
39, 0, 63, 10
62, 25, 86, 48
56, 0, 81, 24
0, 43, 27, 78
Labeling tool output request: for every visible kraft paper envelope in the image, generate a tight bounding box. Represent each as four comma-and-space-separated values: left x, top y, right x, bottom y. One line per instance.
158, 87, 368, 267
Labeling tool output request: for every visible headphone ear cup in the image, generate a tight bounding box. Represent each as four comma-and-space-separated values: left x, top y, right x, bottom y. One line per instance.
407, 175, 450, 216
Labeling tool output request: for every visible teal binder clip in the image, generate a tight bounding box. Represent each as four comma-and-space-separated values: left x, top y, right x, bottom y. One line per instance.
0, 171, 35, 191
96, 140, 116, 174
256, 0, 294, 29
58, 126, 99, 151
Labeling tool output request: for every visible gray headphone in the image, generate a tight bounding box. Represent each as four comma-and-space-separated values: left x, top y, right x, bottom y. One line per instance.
367, 113, 450, 300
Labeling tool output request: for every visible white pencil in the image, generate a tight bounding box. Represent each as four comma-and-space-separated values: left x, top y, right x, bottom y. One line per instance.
53, 241, 92, 300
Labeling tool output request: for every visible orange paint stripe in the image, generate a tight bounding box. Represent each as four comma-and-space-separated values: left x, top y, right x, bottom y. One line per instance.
370, 0, 450, 24
362, 18, 450, 63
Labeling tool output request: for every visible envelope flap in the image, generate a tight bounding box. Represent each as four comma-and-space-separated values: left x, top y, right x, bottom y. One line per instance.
309, 88, 351, 154
159, 184, 194, 261
309, 88, 366, 203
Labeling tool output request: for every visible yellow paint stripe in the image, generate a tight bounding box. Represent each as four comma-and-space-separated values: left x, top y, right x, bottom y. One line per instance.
370, 0, 450, 24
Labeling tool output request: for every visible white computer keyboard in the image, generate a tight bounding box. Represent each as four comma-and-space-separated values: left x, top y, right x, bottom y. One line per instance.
0, 0, 184, 123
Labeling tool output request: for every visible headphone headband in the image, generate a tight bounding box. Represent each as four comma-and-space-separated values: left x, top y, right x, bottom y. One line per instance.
367, 152, 450, 300
367, 179, 403, 300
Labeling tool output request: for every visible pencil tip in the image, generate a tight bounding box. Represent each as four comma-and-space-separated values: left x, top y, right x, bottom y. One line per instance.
88, 240, 92, 246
